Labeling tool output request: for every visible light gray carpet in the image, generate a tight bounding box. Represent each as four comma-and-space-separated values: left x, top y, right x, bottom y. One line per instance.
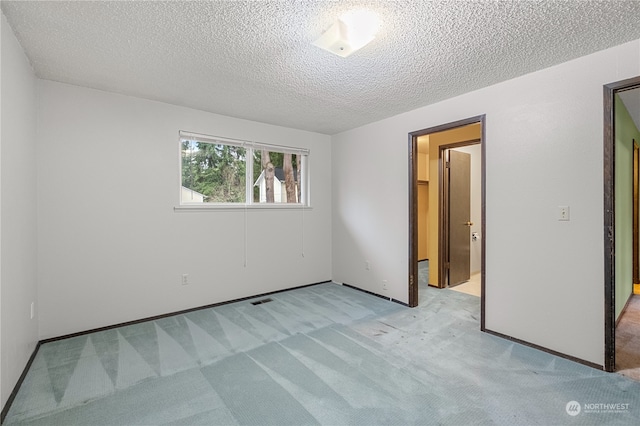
418, 260, 429, 288
4, 282, 640, 425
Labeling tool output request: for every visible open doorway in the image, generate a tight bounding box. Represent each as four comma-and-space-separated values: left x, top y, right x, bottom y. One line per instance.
408, 116, 485, 328
604, 76, 640, 375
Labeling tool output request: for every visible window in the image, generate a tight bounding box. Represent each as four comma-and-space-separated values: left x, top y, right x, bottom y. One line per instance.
179, 131, 309, 206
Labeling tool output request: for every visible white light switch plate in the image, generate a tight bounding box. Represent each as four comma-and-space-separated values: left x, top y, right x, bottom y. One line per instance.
558, 206, 570, 221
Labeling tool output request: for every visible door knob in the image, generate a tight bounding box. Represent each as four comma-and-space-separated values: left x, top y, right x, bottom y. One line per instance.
465, 222, 473, 226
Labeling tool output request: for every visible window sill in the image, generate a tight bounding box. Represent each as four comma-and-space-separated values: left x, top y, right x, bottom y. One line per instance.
174, 204, 313, 212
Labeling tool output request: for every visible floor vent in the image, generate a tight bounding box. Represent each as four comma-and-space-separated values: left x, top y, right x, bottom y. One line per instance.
251, 298, 273, 306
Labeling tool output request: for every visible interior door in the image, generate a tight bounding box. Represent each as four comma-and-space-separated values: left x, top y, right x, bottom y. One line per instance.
634, 140, 639, 285
448, 149, 471, 286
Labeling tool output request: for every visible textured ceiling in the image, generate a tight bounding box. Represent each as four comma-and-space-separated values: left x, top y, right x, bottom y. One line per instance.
3, 1, 640, 135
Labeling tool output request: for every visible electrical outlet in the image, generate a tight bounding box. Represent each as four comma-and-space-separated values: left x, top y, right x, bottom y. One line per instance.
181, 274, 189, 286
30, 302, 35, 320
382, 280, 388, 291
365, 261, 370, 270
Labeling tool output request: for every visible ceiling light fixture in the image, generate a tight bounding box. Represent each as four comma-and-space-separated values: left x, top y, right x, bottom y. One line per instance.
313, 9, 381, 58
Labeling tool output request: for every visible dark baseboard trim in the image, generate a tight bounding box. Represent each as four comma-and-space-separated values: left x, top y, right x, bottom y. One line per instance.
615, 292, 636, 327
1, 341, 41, 424
3, 280, 333, 422
484, 328, 603, 371
342, 283, 410, 307
41, 280, 331, 344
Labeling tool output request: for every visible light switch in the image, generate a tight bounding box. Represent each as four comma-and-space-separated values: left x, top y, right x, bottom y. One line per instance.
558, 206, 570, 221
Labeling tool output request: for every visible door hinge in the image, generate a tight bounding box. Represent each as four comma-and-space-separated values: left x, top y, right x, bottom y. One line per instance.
445, 161, 450, 169
410, 275, 414, 285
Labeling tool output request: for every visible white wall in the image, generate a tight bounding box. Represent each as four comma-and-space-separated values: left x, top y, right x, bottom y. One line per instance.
452, 144, 482, 274
332, 39, 640, 366
1, 12, 39, 409
37, 81, 332, 339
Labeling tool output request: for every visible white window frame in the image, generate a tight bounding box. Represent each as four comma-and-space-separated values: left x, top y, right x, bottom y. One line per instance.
176, 130, 310, 210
